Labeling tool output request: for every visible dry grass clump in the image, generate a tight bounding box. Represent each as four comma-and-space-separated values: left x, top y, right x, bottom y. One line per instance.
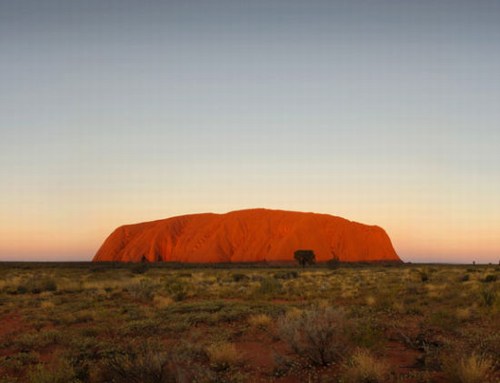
285, 307, 303, 320
206, 342, 242, 371
365, 295, 376, 306
153, 295, 174, 308
278, 305, 350, 366
247, 313, 272, 329
442, 353, 496, 383
40, 300, 55, 309
455, 307, 472, 322
342, 349, 391, 383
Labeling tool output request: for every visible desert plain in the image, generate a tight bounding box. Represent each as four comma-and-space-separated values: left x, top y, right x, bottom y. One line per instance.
0, 262, 498, 383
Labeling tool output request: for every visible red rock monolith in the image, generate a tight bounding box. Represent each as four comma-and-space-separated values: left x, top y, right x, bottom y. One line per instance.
92, 209, 401, 263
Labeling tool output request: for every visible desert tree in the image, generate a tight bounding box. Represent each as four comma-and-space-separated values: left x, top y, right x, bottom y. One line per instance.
294, 249, 316, 268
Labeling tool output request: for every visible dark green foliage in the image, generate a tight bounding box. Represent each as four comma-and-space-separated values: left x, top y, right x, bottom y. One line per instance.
483, 274, 497, 283
481, 288, 496, 307
273, 271, 298, 280
294, 250, 316, 268
326, 255, 341, 269
178, 273, 192, 278
420, 272, 429, 282
258, 277, 282, 295
131, 262, 149, 274
17, 277, 57, 294
165, 278, 188, 301
232, 273, 250, 282
350, 319, 385, 350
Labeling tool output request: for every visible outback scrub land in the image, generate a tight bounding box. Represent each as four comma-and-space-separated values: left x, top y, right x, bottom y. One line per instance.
0, 263, 498, 382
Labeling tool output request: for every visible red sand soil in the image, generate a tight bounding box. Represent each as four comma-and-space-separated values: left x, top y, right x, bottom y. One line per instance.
93, 208, 401, 263
0, 313, 26, 346
0, 313, 27, 378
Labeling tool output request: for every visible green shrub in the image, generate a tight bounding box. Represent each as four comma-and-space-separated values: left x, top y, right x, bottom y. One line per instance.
350, 319, 385, 350
178, 272, 192, 278
483, 275, 497, 283
17, 277, 57, 294
165, 278, 188, 301
258, 277, 282, 295
273, 271, 298, 280
27, 360, 76, 383
131, 263, 149, 275
232, 273, 249, 282
420, 272, 429, 282
127, 280, 155, 302
460, 274, 470, 282
327, 256, 341, 269
480, 288, 496, 307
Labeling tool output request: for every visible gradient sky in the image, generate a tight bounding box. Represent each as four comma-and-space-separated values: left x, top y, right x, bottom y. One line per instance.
1, 0, 499, 263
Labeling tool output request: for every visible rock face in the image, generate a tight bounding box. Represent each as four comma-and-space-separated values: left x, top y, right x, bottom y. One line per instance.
93, 209, 401, 263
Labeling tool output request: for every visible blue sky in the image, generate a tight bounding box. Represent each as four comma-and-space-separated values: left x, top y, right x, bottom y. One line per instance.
1, 0, 499, 262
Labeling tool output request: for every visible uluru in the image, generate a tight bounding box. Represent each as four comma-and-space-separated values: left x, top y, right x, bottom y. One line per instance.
93, 209, 401, 263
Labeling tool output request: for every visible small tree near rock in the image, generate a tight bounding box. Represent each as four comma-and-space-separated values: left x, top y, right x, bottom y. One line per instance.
327, 253, 341, 269
294, 250, 316, 268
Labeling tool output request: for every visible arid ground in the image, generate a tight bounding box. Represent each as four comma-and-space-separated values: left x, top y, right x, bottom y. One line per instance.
0, 263, 498, 382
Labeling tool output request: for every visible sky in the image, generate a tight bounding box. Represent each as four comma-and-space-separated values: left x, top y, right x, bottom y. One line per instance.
1, 0, 499, 263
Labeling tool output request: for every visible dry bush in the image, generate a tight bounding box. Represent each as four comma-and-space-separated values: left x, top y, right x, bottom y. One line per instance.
206, 342, 242, 371
342, 349, 391, 383
278, 306, 350, 366
95, 341, 174, 383
442, 353, 496, 383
